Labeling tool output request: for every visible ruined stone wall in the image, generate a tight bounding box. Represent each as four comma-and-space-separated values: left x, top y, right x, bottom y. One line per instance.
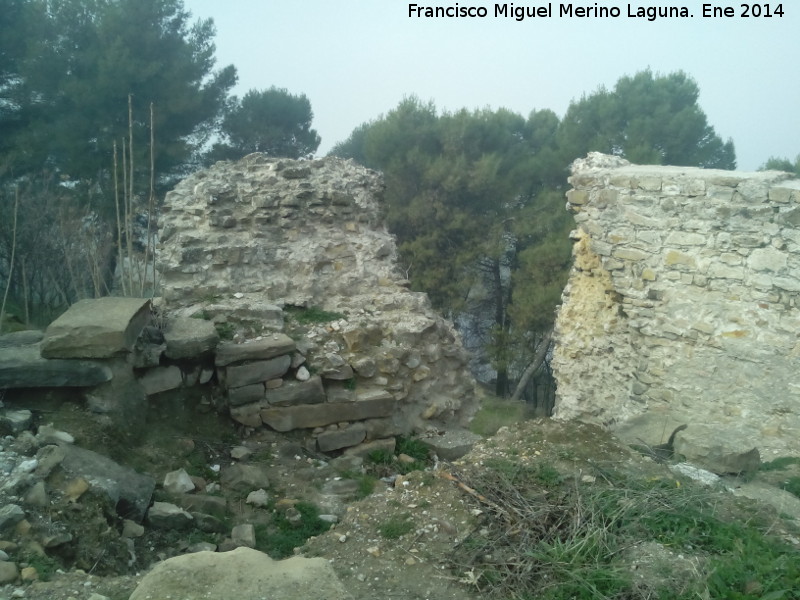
156, 155, 477, 446
552, 153, 800, 460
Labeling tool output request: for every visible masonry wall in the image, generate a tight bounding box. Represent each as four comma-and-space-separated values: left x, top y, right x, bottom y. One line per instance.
552, 153, 800, 457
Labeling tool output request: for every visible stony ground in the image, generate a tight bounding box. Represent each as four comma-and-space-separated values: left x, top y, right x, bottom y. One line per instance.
2, 391, 799, 600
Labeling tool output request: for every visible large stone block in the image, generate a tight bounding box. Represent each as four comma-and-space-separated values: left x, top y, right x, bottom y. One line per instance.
138, 366, 184, 395
164, 317, 219, 359
0, 341, 112, 388
41, 297, 151, 359
224, 355, 291, 388
265, 376, 325, 406
215, 334, 296, 366
317, 424, 366, 452
260, 396, 394, 432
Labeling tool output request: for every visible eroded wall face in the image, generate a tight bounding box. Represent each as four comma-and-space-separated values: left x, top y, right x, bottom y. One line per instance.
552, 153, 800, 456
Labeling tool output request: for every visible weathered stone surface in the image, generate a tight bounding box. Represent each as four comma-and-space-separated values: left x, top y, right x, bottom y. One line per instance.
163, 468, 195, 495
261, 397, 395, 432
138, 365, 183, 395
316, 424, 367, 452
0, 409, 33, 435
554, 153, 800, 457
163, 317, 219, 359
58, 443, 155, 522
228, 383, 265, 406
175, 493, 228, 519
215, 334, 296, 366
231, 523, 256, 548
265, 376, 325, 407
0, 339, 112, 389
224, 355, 291, 388
41, 297, 151, 359
147, 501, 194, 530
128, 548, 353, 600
418, 429, 481, 461
220, 463, 270, 494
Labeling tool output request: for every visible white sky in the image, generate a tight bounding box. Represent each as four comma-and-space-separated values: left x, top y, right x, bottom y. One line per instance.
182, 1, 799, 171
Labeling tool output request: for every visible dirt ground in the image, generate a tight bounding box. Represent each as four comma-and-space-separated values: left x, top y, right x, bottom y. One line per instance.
3, 393, 800, 600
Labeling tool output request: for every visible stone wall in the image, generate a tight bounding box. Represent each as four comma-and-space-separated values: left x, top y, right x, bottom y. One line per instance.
552, 153, 800, 462
156, 155, 478, 447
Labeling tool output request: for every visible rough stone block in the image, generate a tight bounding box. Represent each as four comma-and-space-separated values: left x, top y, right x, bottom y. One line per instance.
265, 376, 325, 406
41, 297, 151, 359
215, 334, 296, 366
224, 355, 291, 388
0, 340, 112, 389
260, 396, 395, 432
138, 366, 184, 395
228, 383, 265, 406
230, 403, 263, 428
164, 317, 219, 359
317, 424, 367, 452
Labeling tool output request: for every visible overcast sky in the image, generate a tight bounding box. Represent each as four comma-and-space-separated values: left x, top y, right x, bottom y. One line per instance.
182, 1, 799, 171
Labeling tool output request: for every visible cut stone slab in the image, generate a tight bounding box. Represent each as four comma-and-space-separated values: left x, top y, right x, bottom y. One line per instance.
128, 547, 353, 600
261, 396, 394, 432
317, 424, 367, 452
0, 342, 112, 388
41, 297, 151, 359
58, 443, 155, 522
228, 383, 265, 407
163, 317, 219, 359
265, 376, 325, 406
223, 355, 291, 388
418, 429, 481, 461
215, 334, 296, 367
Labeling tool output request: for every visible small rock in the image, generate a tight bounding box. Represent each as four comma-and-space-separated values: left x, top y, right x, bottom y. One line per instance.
366, 546, 381, 557
42, 532, 73, 548
147, 502, 194, 530
0, 560, 18, 584
397, 453, 416, 464
318, 514, 339, 524
23, 481, 48, 507
296, 366, 310, 381
245, 489, 269, 508
0, 504, 25, 532
230, 446, 252, 460
163, 469, 195, 495
122, 519, 145, 538
20, 565, 38, 581
231, 523, 256, 548
35, 424, 74, 445
64, 477, 90, 502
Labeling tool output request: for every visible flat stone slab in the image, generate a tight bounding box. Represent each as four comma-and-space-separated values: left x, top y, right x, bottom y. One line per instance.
215, 334, 296, 367
41, 297, 151, 359
164, 317, 219, 359
0, 341, 112, 388
260, 396, 394, 432
317, 424, 366, 452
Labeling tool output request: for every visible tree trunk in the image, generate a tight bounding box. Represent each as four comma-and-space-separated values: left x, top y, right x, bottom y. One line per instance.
510, 329, 553, 403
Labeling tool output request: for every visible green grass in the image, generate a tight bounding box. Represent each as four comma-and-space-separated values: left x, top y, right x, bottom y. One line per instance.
449, 459, 800, 600
254, 501, 332, 559
761, 456, 800, 471
378, 514, 414, 540
469, 393, 529, 437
